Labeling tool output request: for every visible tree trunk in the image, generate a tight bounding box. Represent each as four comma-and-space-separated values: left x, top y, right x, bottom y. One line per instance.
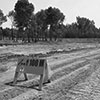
27, 32, 30, 43
11, 26, 14, 40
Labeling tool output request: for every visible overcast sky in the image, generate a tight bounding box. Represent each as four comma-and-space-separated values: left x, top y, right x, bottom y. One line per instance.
1, 0, 100, 28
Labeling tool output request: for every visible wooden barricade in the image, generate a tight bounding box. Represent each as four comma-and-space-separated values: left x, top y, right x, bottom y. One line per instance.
13, 56, 51, 90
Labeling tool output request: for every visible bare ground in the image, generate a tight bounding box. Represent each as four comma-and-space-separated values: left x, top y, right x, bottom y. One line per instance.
0, 40, 100, 100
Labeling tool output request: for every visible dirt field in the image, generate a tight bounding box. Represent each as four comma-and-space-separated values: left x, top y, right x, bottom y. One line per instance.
0, 39, 100, 100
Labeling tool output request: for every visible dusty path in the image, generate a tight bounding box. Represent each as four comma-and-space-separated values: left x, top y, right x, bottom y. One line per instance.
0, 46, 100, 100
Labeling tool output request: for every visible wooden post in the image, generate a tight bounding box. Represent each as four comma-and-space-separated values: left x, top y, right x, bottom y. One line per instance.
12, 72, 19, 85
39, 74, 44, 91
24, 73, 28, 80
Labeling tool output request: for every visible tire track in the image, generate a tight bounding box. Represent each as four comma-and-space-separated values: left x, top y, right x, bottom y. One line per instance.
0, 48, 100, 100
0, 59, 88, 100
0, 48, 99, 84
10, 64, 90, 100
10, 60, 100, 100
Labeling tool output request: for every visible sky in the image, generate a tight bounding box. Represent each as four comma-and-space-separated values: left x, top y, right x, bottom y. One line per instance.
1, 0, 100, 28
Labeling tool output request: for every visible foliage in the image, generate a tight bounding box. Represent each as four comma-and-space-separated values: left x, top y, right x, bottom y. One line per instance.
65, 23, 79, 38
8, 10, 16, 40
45, 7, 65, 40
0, 1, 100, 41
45, 7, 65, 25
0, 9, 7, 26
35, 9, 47, 40
8, 10, 16, 27
35, 7, 65, 41
14, 0, 34, 30
76, 16, 99, 38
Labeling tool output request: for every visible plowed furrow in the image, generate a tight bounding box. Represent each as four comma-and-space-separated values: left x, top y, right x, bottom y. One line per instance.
1, 48, 100, 100
0, 48, 99, 84
11, 59, 100, 100
0, 60, 87, 100
51, 60, 89, 81
41, 63, 99, 100
11, 64, 90, 100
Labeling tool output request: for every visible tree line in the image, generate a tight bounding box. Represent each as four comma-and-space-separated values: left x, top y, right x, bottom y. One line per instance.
0, 0, 100, 42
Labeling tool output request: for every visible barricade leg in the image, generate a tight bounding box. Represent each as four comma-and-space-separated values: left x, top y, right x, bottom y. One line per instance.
12, 72, 19, 85
39, 75, 44, 91
43, 64, 52, 84
24, 73, 28, 80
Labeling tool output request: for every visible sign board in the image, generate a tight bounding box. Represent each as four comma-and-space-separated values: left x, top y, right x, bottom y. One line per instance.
13, 56, 52, 90
16, 56, 46, 75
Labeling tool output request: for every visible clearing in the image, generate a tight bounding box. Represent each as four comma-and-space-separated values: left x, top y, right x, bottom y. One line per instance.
0, 39, 100, 100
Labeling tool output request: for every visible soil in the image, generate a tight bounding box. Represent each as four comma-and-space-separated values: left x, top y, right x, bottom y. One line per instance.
0, 39, 100, 100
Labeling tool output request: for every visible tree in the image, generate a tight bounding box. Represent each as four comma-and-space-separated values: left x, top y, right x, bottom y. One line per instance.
0, 9, 7, 26
29, 15, 38, 42
76, 16, 96, 37
2, 28, 11, 40
0, 9, 7, 40
35, 7, 65, 41
0, 27, 3, 40
45, 7, 65, 40
35, 10, 47, 41
8, 10, 16, 40
51, 24, 67, 40
14, 0, 34, 42
64, 23, 79, 38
